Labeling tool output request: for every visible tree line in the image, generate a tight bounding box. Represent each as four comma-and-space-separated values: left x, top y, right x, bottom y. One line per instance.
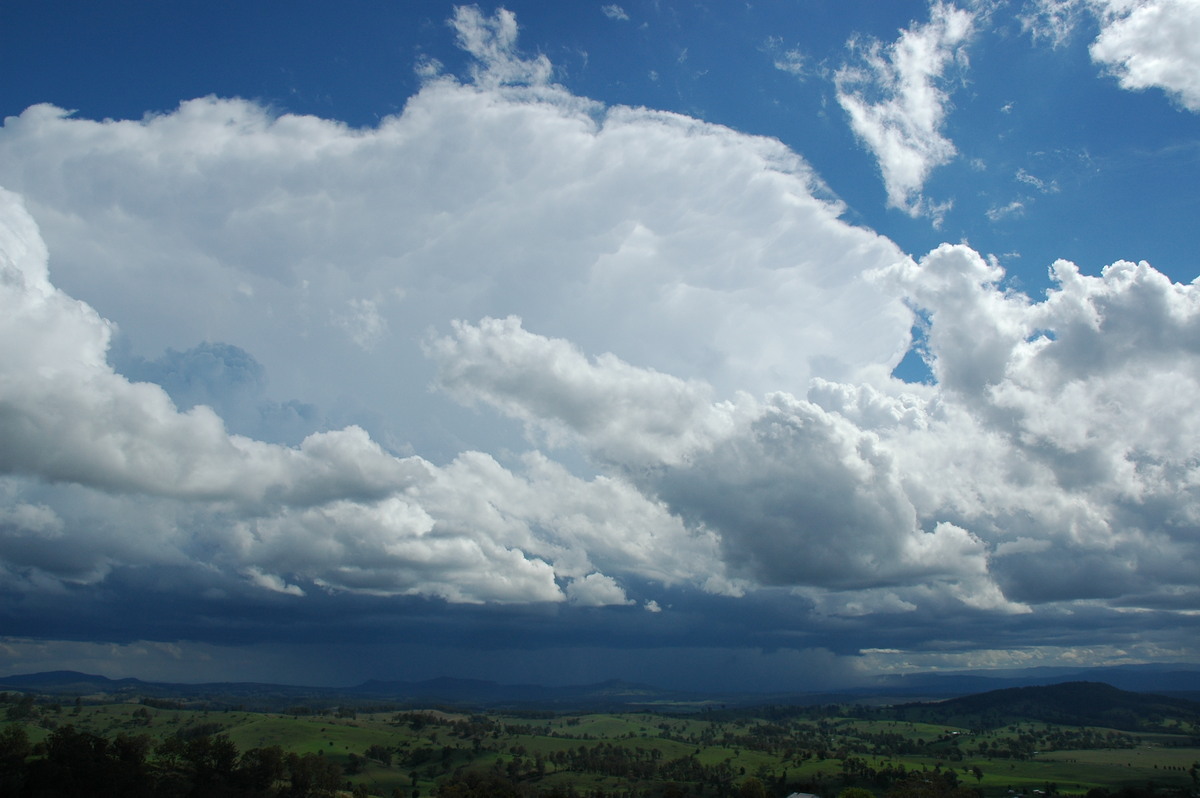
0, 724, 342, 798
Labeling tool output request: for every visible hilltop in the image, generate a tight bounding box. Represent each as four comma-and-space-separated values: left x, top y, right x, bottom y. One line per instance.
891, 681, 1200, 732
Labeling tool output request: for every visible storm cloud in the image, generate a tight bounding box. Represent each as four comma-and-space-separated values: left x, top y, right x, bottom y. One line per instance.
1, 4, 1198, 686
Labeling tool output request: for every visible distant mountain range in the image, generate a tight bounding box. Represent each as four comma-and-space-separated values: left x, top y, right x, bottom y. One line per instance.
3, 662, 1199, 712
890, 680, 1200, 731
0, 671, 708, 711
866, 662, 1200, 697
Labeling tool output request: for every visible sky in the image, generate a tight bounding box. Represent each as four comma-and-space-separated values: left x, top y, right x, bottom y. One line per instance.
0, 0, 1198, 692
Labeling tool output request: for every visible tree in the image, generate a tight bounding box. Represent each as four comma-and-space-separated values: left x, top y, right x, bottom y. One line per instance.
238, 745, 286, 792
5, 694, 36, 721
285, 751, 342, 798
366, 744, 393, 767
840, 788, 877, 798
886, 771, 978, 798
23, 725, 155, 798
184, 733, 240, 796
739, 776, 768, 798
0, 725, 31, 795
434, 770, 527, 798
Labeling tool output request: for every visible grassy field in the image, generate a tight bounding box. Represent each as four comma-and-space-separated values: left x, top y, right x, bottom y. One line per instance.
3, 699, 1198, 797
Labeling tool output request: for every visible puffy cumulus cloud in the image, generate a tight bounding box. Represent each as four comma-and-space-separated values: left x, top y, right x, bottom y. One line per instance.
1022, 0, 1200, 110
566, 573, 633, 607
835, 1, 976, 221
649, 394, 991, 593
431, 318, 1011, 610
219, 492, 564, 605
216, 450, 727, 604
0, 191, 731, 606
430, 316, 1006, 614
418, 451, 728, 594
860, 245, 1200, 607
0, 13, 908, 433
437, 240, 1200, 623
428, 316, 744, 466
0, 1, 936, 647
1089, 0, 1200, 111
0, 188, 409, 507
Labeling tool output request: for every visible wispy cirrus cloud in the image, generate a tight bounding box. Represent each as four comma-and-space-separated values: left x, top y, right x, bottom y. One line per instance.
601, 5, 630, 22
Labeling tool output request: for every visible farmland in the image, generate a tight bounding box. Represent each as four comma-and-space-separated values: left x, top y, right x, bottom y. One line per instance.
2, 682, 1198, 797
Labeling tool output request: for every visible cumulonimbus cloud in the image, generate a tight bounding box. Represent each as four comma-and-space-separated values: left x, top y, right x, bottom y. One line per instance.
1, 6, 1198, 665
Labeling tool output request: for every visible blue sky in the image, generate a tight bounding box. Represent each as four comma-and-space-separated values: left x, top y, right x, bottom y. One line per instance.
1, 0, 1198, 690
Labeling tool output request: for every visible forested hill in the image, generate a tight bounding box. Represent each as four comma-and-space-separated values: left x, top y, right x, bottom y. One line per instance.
891, 681, 1200, 731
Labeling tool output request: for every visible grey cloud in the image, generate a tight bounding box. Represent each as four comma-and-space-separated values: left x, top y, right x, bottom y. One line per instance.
650, 393, 982, 591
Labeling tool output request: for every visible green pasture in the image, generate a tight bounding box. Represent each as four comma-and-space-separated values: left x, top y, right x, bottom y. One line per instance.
548, 712, 662, 738
6, 699, 1198, 797
833, 718, 974, 739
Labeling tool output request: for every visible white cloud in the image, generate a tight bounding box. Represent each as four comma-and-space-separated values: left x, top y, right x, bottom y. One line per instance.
430, 318, 1012, 607
0, 190, 732, 604
335, 297, 389, 349
434, 238, 1200, 617
1015, 167, 1058, 193
986, 199, 1026, 220
864, 245, 1200, 604
566, 572, 633, 606
765, 36, 808, 78
0, 52, 908, 436
835, 1, 977, 220
1020, 0, 1090, 46
428, 316, 741, 466
415, 450, 730, 598
450, 6, 553, 88
3, 2, 1200, 661
1090, 0, 1200, 111
1023, 0, 1200, 111
242, 566, 305, 596
602, 5, 630, 22
0, 188, 414, 507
